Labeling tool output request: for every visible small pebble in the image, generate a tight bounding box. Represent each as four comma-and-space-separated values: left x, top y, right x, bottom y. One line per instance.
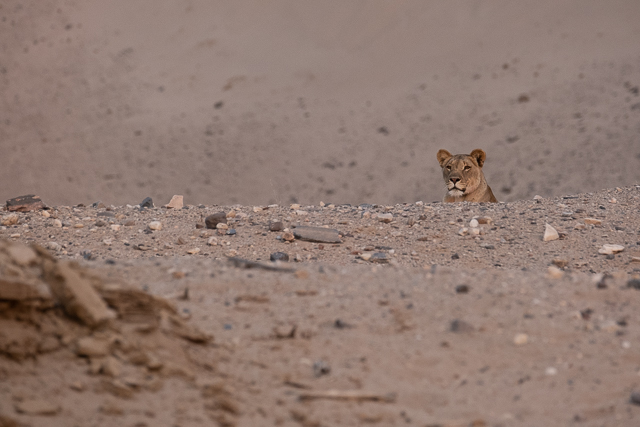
270, 252, 289, 262
545, 367, 558, 376
148, 221, 162, 231
513, 333, 528, 345
543, 224, 559, 242
469, 219, 479, 228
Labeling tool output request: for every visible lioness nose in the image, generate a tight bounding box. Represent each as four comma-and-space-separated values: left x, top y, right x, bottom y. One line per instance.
450, 177, 460, 184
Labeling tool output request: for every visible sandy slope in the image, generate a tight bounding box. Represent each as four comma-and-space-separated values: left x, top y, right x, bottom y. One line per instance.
2, 1, 640, 206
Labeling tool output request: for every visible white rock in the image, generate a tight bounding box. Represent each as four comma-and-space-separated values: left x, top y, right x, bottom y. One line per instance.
458, 227, 469, 236
110, 224, 121, 232
377, 213, 393, 223
187, 248, 201, 255
598, 244, 624, 255
543, 223, 559, 242
1, 214, 19, 226
41, 210, 50, 218
207, 237, 218, 246
583, 218, 602, 225
470, 228, 480, 236
513, 333, 528, 345
148, 221, 162, 231
469, 219, 479, 228
53, 219, 62, 228
164, 195, 184, 209
545, 367, 558, 376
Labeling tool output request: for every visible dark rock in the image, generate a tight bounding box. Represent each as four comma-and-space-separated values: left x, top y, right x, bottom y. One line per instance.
450, 319, 474, 333
269, 221, 284, 232
139, 197, 153, 209
205, 212, 227, 229
97, 211, 115, 217
455, 284, 469, 294
270, 252, 289, 262
6, 195, 45, 212
226, 229, 236, 235
313, 360, 331, 377
370, 252, 389, 263
630, 391, 640, 405
451, 253, 460, 260
627, 279, 640, 290
293, 226, 341, 243
92, 201, 106, 209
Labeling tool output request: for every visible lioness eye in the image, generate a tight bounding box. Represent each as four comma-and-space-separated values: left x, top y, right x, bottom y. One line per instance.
446, 166, 451, 170
464, 166, 471, 171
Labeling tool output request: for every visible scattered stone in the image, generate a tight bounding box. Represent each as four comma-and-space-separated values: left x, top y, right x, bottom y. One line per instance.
480, 243, 495, 249
313, 360, 331, 377
207, 237, 218, 246
53, 219, 62, 228
455, 284, 469, 294
148, 221, 162, 231
282, 231, 295, 242
14, 398, 60, 415
187, 248, 201, 255
139, 197, 153, 209
6, 195, 45, 212
458, 228, 468, 236
270, 252, 289, 262
551, 259, 568, 268
110, 224, 120, 232
359, 253, 372, 261
369, 252, 389, 263
469, 219, 479, 228
598, 244, 624, 255
450, 319, 474, 333
41, 210, 50, 218
627, 279, 640, 290
269, 221, 284, 232
102, 356, 123, 377
545, 367, 558, 376
164, 195, 184, 209
273, 324, 296, 339
543, 223, 559, 242
513, 333, 528, 345
1, 214, 18, 226
205, 212, 227, 229
293, 226, 341, 243
477, 217, 493, 225
584, 218, 602, 225
377, 213, 393, 223
630, 391, 640, 406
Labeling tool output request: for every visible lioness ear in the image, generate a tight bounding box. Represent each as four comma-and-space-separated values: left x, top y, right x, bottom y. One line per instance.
469, 149, 486, 167
437, 149, 452, 167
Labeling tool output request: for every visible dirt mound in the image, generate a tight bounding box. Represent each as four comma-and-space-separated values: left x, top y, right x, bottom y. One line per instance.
0, 240, 237, 426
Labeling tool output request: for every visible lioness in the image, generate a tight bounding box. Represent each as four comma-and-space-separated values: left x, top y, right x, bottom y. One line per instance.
436, 148, 498, 203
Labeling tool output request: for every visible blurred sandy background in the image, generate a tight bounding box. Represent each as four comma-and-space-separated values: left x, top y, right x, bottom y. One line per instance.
2, 0, 639, 206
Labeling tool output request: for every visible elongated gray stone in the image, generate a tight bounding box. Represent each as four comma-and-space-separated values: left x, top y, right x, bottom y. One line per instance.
292, 226, 341, 243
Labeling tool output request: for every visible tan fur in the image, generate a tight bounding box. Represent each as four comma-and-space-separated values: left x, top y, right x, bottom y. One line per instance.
436, 148, 497, 203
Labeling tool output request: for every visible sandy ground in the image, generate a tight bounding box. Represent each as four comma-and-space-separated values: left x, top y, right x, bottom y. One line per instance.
1, 186, 640, 426
2, 1, 640, 426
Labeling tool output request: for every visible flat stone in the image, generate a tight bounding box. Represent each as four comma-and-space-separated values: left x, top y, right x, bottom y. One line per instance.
6, 195, 45, 212
293, 226, 342, 243
369, 252, 389, 263
269, 221, 284, 232
14, 398, 60, 415
148, 221, 162, 231
46, 261, 117, 327
282, 231, 295, 242
164, 195, 184, 209
270, 252, 289, 262
477, 217, 493, 225
584, 218, 602, 225
205, 212, 227, 229
377, 213, 393, 223
0, 279, 52, 301
543, 223, 559, 242
598, 244, 624, 255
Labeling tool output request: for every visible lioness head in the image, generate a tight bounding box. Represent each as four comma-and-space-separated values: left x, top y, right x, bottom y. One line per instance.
436, 148, 497, 203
